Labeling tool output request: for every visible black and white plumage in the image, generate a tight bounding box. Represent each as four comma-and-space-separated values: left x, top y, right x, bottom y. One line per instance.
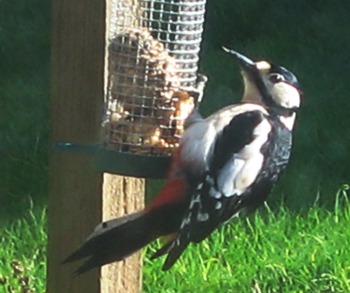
63, 48, 302, 274
154, 49, 302, 270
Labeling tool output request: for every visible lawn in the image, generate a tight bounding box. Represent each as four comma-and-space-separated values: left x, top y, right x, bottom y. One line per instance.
1, 0, 350, 292
1, 185, 349, 292
145, 187, 350, 293
0, 206, 47, 292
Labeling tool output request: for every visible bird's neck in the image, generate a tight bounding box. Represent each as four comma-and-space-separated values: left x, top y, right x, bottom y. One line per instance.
277, 113, 296, 131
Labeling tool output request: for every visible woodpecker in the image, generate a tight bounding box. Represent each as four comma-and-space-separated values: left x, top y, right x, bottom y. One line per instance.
63, 48, 302, 275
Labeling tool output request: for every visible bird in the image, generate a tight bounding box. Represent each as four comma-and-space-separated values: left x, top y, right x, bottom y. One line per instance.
63, 48, 303, 275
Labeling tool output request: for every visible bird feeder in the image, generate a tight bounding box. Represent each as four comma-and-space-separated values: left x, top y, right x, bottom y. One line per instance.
49, 1, 208, 291
98, 0, 207, 178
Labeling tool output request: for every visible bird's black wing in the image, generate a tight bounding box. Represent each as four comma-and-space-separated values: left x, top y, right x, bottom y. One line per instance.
156, 109, 270, 270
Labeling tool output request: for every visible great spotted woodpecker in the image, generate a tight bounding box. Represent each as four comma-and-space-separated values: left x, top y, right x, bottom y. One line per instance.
63, 48, 302, 275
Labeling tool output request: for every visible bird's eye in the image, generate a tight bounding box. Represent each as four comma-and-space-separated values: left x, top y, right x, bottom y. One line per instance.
269, 73, 285, 83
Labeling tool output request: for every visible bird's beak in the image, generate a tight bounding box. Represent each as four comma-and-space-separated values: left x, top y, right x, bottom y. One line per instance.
222, 47, 258, 76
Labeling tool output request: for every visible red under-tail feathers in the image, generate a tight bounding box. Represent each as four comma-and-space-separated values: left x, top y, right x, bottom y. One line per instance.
63, 150, 190, 276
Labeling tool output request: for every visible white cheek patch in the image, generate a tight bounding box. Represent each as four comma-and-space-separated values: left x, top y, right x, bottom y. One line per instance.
271, 83, 300, 109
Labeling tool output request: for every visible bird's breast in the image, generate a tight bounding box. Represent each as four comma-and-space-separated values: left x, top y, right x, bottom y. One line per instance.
259, 120, 292, 182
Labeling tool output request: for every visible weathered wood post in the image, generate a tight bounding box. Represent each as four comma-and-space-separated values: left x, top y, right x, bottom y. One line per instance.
48, 0, 105, 291
48, 0, 207, 292
48, 0, 144, 292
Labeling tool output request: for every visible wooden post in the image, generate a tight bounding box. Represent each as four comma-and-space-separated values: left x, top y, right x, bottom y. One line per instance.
48, 0, 145, 292
101, 175, 144, 292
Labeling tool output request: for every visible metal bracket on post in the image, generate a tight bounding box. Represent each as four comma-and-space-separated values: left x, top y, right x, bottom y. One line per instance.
55, 142, 170, 179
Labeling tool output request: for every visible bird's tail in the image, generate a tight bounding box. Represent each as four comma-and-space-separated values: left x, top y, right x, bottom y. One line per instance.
63, 205, 180, 276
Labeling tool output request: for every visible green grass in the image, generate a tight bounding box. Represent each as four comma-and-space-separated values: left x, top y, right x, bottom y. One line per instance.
0, 204, 47, 293
2, 0, 350, 292
1, 186, 349, 292
143, 185, 350, 293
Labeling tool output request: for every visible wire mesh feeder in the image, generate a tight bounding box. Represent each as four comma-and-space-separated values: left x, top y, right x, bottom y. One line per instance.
100, 0, 207, 177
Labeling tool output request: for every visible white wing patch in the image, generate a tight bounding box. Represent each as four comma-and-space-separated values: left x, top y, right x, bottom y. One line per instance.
217, 157, 245, 196
179, 103, 269, 174
179, 120, 217, 171
216, 118, 271, 197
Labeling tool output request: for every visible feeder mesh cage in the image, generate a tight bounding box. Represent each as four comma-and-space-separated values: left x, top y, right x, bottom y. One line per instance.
103, 0, 206, 156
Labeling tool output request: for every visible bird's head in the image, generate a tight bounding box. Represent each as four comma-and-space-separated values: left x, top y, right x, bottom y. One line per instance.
223, 47, 302, 121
